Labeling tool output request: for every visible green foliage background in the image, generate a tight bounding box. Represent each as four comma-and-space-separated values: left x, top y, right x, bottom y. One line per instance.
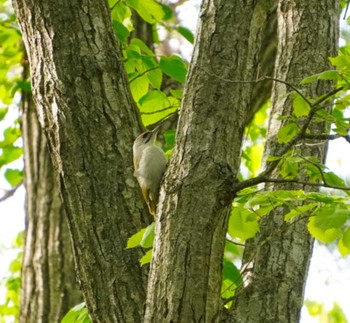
1, 0, 350, 322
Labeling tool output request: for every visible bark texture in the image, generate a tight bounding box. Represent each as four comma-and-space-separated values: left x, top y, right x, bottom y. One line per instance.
232, 1, 340, 322
20, 67, 81, 322
13, 1, 150, 322
145, 1, 277, 322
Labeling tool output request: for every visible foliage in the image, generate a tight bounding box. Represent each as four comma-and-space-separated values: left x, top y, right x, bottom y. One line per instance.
109, 0, 190, 128
0, 231, 23, 322
2, 0, 350, 320
305, 300, 348, 323
0, 0, 24, 188
61, 303, 91, 323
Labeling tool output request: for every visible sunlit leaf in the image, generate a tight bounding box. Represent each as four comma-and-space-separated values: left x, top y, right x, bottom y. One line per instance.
222, 261, 242, 285
0, 147, 23, 167
113, 20, 130, 43
4, 168, 23, 187
160, 55, 187, 84
140, 249, 153, 266
126, 0, 164, 24
129, 73, 149, 102
284, 203, 317, 221
61, 302, 91, 323
277, 123, 299, 144
313, 206, 348, 230
126, 227, 146, 249
292, 92, 310, 117
176, 26, 194, 44
308, 217, 341, 243
338, 227, 350, 256
228, 208, 259, 241
140, 222, 155, 248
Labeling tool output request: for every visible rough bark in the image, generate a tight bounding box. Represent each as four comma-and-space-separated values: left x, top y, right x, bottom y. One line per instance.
13, 0, 150, 322
145, 1, 277, 322
232, 1, 340, 322
20, 60, 81, 322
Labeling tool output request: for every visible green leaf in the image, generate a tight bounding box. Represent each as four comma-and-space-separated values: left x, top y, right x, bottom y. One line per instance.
284, 203, 317, 221
0, 126, 21, 148
140, 249, 153, 266
164, 129, 176, 150
277, 123, 299, 144
324, 171, 346, 188
176, 26, 194, 44
125, 0, 164, 24
313, 206, 348, 230
111, 1, 131, 22
222, 261, 242, 285
61, 303, 91, 323
305, 300, 324, 316
113, 20, 130, 43
159, 55, 187, 84
4, 169, 23, 187
170, 89, 183, 99
126, 227, 146, 249
317, 70, 340, 81
300, 74, 320, 85
0, 108, 8, 121
130, 38, 154, 55
147, 67, 162, 89
338, 227, 350, 256
292, 93, 310, 117
140, 222, 155, 248
0, 147, 23, 167
160, 3, 173, 20
139, 90, 179, 126
228, 208, 259, 241
308, 216, 341, 243
129, 73, 149, 102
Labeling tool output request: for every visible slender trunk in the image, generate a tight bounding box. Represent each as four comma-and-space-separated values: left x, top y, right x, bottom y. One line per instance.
20, 57, 81, 323
232, 1, 340, 322
145, 1, 277, 321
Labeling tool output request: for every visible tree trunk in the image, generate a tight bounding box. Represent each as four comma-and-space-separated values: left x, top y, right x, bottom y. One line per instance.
232, 1, 340, 322
12, 1, 150, 322
20, 58, 81, 322
145, 1, 277, 322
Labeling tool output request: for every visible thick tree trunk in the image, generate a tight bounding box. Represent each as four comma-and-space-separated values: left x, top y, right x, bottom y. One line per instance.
13, 1, 150, 322
145, 1, 277, 322
20, 78, 81, 322
232, 1, 340, 322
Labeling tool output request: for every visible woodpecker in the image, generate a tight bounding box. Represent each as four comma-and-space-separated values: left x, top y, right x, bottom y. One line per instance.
133, 127, 167, 216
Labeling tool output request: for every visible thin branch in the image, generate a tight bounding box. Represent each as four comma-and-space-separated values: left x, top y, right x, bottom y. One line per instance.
262, 178, 350, 191
129, 67, 159, 84
201, 69, 313, 106
303, 133, 344, 140
235, 86, 344, 192
140, 105, 178, 115
110, 0, 121, 11
0, 183, 22, 203
146, 110, 178, 130
312, 86, 343, 106
344, 0, 350, 19
225, 237, 245, 247
297, 154, 328, 185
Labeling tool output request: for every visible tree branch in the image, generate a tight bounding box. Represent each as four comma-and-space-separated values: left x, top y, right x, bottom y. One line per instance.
303, 133, 348, 141
262, 178, 350, 191
0, 183, 22, 203
234, 85, 344, 193
129, 66, 159, 84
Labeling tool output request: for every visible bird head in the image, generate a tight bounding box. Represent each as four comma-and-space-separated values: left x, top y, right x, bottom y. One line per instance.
133, 126, 160, 149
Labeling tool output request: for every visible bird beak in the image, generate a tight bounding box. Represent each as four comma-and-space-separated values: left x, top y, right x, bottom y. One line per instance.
151, 125, 161, 134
